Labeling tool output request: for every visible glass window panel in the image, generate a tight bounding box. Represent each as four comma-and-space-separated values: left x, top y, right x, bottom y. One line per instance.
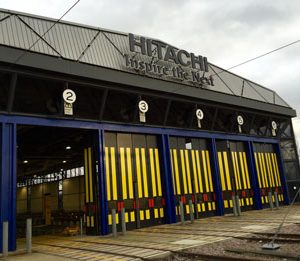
278, 120, 292, 138
134, 95, 168, 126
13, 76, 64, 115
0, 72, 10, 111
213, 107, 236, 133
166, 101, 195, 128
281, 140, 297, 160
284, 161, 300, 180
67, 82, 105, 120
191, 105, 216, 131
249, 114, 270, 137
103, 90, 137, 123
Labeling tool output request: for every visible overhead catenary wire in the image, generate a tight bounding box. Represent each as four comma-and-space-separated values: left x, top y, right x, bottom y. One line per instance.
171, 38, 300, 94
12, 0, 81, 66
212, 39, 300, 76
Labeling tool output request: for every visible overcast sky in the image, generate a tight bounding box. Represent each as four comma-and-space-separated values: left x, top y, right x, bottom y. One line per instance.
1, 0, 300, 148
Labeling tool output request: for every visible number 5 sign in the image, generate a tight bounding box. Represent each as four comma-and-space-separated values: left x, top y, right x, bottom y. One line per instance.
63, 89, 76, 115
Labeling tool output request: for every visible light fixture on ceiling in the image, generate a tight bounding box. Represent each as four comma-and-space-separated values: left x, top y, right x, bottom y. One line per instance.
62, 160, 67, 163
23, 160, 28, 164
66, 146, 71, 150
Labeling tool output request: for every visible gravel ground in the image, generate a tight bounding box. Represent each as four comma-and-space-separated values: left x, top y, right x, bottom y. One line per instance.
169, 224, 300, 261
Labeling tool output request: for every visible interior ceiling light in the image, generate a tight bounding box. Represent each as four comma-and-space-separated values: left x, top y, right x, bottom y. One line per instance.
66, 146, 71, 150
62, 160, 67, 163
23, 160, 28, 164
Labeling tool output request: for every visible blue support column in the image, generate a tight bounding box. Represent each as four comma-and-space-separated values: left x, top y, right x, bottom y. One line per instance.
275, 143, 290, 205
246, 141, 262, 210
159, 134, 176, 224
209, 139, 224, 216
0, 123, 17, 252
97, 129, 109, 235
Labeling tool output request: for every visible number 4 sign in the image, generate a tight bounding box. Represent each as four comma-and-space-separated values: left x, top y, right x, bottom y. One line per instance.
63, 89, 76, 115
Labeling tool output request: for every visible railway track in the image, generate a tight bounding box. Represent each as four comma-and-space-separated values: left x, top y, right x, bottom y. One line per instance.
34, 232, 300, 261
135, 226, 300, 244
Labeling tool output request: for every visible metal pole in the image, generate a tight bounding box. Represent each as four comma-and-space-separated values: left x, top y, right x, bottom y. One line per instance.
121, 208, 126, 235
188, 200, 194, 224
179, 201, 185, 225
80, 217, 83, 236
192, 182, 199, 220
235, 195, 241, 216
232, 195, 238, 216
112, 209, 117, 238
274, 192, 279, 209
262, 187, 300, 250
2, 221, 8, 257
268, 192, 274, 210
26, 218, 32, 254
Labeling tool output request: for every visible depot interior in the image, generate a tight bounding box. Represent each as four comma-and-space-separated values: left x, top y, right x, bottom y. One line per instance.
16, 125, 98, 237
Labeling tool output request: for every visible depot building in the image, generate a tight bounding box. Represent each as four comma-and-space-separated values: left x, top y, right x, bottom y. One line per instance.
1, 9, 300, 251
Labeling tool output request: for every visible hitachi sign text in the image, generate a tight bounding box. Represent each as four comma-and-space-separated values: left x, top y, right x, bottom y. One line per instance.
129, 33, 209, 72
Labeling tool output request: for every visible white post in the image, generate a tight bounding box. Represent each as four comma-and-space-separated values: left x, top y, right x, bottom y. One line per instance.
180, 201, 185, 225
232, 195, 238, 216
268, 192, 274, 210
121, 208, 126, 235
189, 200, 194, 224
26, 218, 32, 254
2, 221, 8, 257
112, 209, 117, 238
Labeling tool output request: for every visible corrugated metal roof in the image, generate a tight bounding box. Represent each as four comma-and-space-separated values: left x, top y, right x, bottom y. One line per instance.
0, 8, 290, 108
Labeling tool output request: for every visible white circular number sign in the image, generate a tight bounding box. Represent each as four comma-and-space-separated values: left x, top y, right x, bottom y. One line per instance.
271, 121, 277, 130
63, 89, 76, 104
237, 115, 244, 125
138, 100, 148, 113
196, 109, 204, 120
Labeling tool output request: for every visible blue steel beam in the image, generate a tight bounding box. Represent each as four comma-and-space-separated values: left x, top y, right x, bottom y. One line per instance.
0, 114, 280, 144
246, 141, 263, 210
209, 139, 224, 216
159, 134, 176, 224
275, 143, 290, 205
0, 122, 17, 252
97, 129, 109, 235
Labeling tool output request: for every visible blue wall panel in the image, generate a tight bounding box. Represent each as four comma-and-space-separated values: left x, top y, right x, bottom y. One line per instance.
246, 141, 263, 210
0, 123, 17, 252
97, 129, 109, 235
209, 139, 224, 216
158, 134, 176, 224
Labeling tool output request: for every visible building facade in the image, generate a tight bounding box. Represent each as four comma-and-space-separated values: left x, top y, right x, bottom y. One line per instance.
0, 9, 299, 251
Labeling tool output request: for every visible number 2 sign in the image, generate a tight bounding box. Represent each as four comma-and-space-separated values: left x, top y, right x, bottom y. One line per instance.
63, 89, 76, 115
63, 89, 76, 104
